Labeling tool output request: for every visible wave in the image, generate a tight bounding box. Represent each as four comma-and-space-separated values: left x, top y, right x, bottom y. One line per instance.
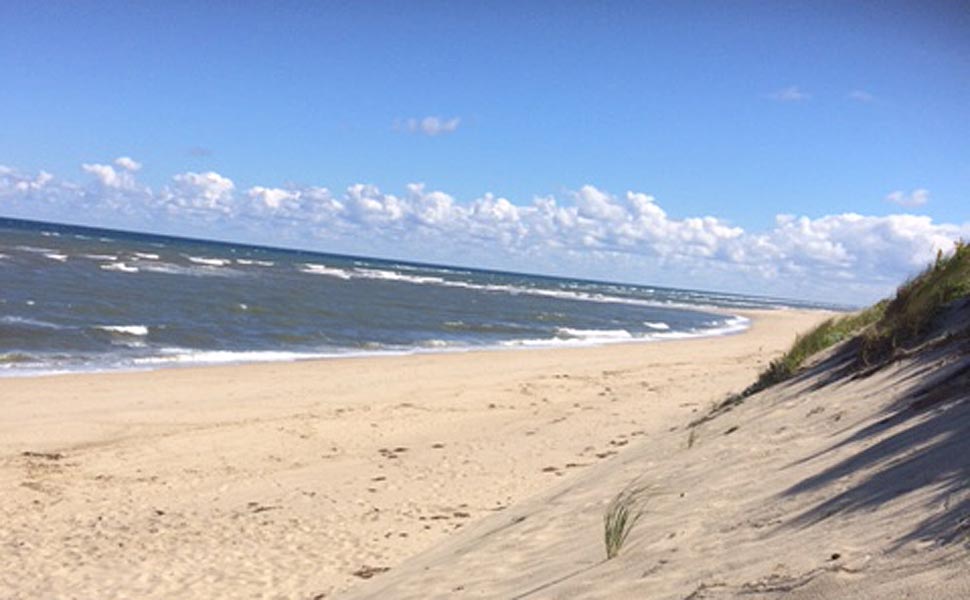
44, 253, 68, 262
83, 254, 119, 261
0, 315, 63, 329
186, 256, 232, 267
419, 339, 455, 348
236, 258, 274, 266
100, 262, 139, 273
133, 252, 160, 260
354, 268, 448, 285
301, 264, 447, 285
0, 352, 34, 364
502, 316, 750, 349
392, 263, 473, 276
302, 263, 353, 279
138, 262, 240, 278
557, 327, 634, 341
95, 325, 149, 336
133, 348, 341, 366
647, 316, 750, 340
295, 263, 690, 310
644, 321, 670, 330
15, 245, 55, 253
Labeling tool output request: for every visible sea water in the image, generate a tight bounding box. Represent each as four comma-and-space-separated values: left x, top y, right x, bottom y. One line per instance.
0, 217, 838, 376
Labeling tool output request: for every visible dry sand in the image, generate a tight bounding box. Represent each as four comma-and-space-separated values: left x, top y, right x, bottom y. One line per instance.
0, 309, 827, 599
350, 310, 970, 600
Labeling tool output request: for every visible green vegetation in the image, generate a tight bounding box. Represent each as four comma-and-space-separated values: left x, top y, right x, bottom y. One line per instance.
701, 240, 969, 421
743, 301, 887, 396
861, 240, 970, 364
603, 484, 646, 560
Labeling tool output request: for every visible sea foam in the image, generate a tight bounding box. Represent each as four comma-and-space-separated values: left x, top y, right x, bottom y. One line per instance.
96, 325, 149, 336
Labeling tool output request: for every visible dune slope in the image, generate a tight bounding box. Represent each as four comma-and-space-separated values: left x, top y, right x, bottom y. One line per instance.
350, 303, 970, 599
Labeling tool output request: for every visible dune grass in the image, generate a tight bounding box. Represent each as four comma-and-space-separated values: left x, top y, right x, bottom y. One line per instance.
699, 240, 970, 422
742, 301, 887, 396
604, 484, 647, 560
860, 240, 970, 363
746, 240, 970, 392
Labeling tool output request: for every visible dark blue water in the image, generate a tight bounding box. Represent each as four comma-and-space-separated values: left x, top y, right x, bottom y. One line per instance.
0, 217, 835, 376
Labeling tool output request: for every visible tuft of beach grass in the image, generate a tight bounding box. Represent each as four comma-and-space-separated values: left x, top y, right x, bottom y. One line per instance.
604, 484, 647, 560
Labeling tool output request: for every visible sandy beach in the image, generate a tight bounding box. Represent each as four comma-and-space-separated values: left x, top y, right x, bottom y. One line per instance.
0, 308, 829, 599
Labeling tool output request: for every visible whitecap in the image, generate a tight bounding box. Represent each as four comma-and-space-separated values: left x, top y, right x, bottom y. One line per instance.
138, 262, 240, 278
83, 254, 119, 261
0, 315, 62, 329
353, 268, 447, 285
95, 325, 149, 336
420, 339, 453, 348
556, 328, 635, 341
186, 256, 231, 267
644, 321, 670, 330
236, 258, 274, 266
100, 262, 139, 273
301, 263, 353, 279
133, 252, 160, 260
44, 253, 68, 262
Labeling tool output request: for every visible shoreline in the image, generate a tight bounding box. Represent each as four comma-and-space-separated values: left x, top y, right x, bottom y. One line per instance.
1, 309, 774, 380
0, 308, 830, 598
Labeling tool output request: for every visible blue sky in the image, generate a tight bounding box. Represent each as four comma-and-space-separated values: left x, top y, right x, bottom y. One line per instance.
1, 1, 968, 303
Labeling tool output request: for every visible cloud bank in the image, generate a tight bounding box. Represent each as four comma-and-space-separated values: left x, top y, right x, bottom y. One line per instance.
1, 159, 966, 305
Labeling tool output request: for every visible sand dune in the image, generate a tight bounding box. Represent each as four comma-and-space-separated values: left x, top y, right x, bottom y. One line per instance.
350, 306, 970, 599
0, 309, 826, 599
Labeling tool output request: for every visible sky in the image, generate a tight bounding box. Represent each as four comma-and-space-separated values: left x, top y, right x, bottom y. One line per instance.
1, 1, 968, 305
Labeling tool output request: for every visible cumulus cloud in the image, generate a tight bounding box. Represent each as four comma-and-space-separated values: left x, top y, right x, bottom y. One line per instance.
397, 116, 461, 136
770, 86, 810, 102
82, 163, 133, 190
248, 186, 299, 211
1, 161, 966, 305
114, 156, 142, 171
885, 188, 929, 208
160, 171, 236, 216
79, 156, 144, 190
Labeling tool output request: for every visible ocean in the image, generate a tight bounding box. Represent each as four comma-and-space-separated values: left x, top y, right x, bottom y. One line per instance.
0, 217, 835, 376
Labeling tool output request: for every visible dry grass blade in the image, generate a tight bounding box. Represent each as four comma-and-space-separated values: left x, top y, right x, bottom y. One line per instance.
604, 484, 647, 560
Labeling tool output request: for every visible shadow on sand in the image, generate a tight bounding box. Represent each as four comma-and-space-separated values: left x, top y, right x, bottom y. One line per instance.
777, 322, 970, 549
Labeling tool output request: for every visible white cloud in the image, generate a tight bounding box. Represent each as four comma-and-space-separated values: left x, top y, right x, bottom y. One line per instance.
82, 163, 128, 189
114, 156, 142, 171
248, 186, 299, 211
161, 171, 235, 215
1, 162, 966, 305
885, 188, 929, 208
81, 156, 143, 190
770, 86, 809, 102
8, 170, 54, 192
848, 89, 874, 102
398, 116, 461, 136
